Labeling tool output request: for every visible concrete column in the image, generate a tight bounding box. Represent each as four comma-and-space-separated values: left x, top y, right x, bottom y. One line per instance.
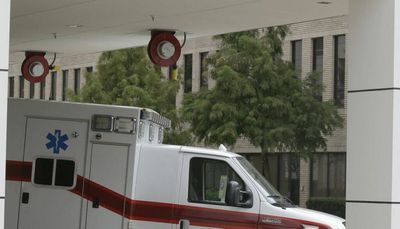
0, 0, 10, 227
298, 159, 310, 208
347, 0, 400, 227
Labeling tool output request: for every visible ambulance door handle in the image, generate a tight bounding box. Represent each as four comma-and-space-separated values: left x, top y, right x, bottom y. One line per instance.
92, 197, 100, 208
21, 192, 29, 204
179, 219, 189, 229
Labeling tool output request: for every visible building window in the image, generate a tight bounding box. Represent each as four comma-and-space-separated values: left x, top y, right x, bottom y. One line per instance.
40, 80, 46, 100
86, 66, 93, 73
313, 37, 324, 101
29, 82, 35, 99
62, 70, 69, 101
334, 35, 346, 108
50, 71, 57, 100
310, 152, 346, 198
19, 76, 25, 98
244, 153, 300, 205
291, 40, 302, 78
200, 52, 209, 89
184, 54, 193, 93
74, 68, 81, 95
8, 77, 14, 97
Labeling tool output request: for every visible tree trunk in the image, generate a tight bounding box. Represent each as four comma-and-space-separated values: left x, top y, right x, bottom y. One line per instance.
261, 145, 272, 180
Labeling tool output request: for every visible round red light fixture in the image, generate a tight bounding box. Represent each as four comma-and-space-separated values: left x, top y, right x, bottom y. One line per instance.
148, 31, 181, 67
21, 52, 50, 83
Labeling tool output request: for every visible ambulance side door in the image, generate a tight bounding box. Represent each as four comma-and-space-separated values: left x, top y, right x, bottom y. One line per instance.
176, 153, 260, 229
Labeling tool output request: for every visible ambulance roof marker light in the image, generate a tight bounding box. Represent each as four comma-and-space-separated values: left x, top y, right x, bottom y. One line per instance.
140, 109, 171, 128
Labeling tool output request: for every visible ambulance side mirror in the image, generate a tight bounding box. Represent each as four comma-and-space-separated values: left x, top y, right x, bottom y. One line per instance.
226, 181, 253, 208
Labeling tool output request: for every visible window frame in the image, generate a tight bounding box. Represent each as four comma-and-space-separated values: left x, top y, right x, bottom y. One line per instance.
62, 70, 69, 101
199, 51, 209, 89
50, 71, 57, 100
312, 37, 324, 102
74, 68, 81, 95
32, 156, 77, 190
291, 40, 302, 78
309, 152, 346, 198
334, 34, 346, 108
312, 37, 324, 72
40, 79, 46, 100
8, 76, 14, 97
29, 81, 35, 99
19, 75, 25, 98
187, 157, 247, 207
183, 54, 193, 93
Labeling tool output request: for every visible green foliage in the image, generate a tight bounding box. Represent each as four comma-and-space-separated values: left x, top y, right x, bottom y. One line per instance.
182, 27, 343, 157
306, 197, 345, 218
69, 47, 192, 145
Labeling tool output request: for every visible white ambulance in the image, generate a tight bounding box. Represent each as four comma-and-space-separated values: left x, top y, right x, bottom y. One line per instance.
5, 99, 345, 229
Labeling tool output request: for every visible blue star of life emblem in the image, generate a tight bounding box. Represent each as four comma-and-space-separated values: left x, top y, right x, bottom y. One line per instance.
46, 129, 69, 154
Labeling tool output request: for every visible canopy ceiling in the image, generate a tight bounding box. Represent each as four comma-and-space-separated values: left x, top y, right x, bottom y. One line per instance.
10, 0, 348, 55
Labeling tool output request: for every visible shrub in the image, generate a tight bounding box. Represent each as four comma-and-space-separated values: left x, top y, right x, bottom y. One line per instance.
306, 197, 345, 218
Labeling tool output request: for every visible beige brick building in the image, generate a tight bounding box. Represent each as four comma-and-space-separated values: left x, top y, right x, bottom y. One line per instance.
8, 15, 348, 207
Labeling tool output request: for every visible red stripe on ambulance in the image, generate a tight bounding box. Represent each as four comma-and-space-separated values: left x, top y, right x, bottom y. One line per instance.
6, 160, 331, 229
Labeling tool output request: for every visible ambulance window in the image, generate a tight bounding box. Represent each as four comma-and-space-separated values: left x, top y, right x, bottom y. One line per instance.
188, 158, 245, 205
34, 158, 54, 185
55, 160, 75, 187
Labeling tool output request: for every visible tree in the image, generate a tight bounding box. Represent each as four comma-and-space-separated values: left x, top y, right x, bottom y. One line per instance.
181, 27, 343, 175
69, 47, 192, 145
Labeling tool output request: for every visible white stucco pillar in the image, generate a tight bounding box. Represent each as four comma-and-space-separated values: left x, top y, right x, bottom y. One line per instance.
0, 0, 10, 227
347, 0, 400, 227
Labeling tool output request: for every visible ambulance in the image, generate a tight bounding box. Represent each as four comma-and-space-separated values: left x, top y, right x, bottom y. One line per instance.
5, 99, 346, 229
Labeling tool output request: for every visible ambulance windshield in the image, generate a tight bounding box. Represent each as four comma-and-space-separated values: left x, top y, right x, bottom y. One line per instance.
235, 157, 295, 208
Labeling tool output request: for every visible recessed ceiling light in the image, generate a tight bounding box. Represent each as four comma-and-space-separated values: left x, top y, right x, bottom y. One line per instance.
67, 24, 84, 28
317, 1, 332, 4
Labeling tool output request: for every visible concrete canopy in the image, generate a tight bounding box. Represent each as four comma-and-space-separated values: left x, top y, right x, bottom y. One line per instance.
10, 0, 347, 55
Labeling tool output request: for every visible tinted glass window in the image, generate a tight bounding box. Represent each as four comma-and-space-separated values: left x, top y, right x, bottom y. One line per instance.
313, 37, 323, 101
8, 77, 14, 97
55, 160, 75, 187
74, 68, 81, 94
30, 82, 35, 99
19, 75, 25, 98
189, 158, 244, 204
311, 152, 346, 198
40, 79, 46, 100
62, 70, 69, 101
50, 71, 57, 100
334, 35, 346, 107
34, 158, 54, 185
184, 54, 193, 93
200, 52, 209, 89
291, 40, 302, 78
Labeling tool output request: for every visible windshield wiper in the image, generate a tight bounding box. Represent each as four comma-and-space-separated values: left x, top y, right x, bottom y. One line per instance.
267, 195, 283, 199
267, 195, 287, 209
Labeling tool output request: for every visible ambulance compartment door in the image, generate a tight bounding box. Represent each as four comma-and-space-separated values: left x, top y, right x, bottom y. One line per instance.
85, 143, 129, 229
18, 118, 88, 229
